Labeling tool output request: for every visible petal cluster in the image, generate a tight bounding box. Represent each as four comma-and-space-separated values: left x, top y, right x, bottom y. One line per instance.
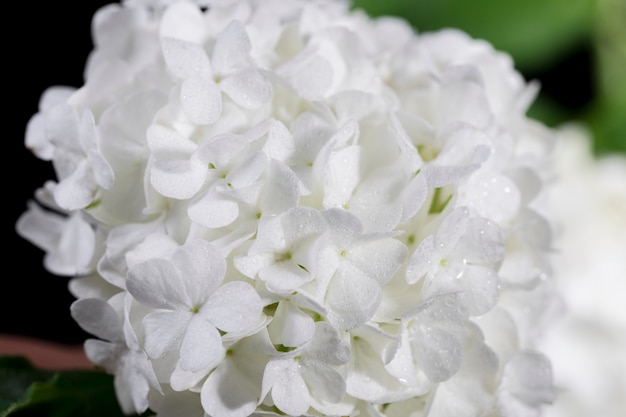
17, 1, 560, 416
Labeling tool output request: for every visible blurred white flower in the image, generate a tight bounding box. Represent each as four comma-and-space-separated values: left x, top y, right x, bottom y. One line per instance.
17, 0, 565, 416
538, 123, 626, 417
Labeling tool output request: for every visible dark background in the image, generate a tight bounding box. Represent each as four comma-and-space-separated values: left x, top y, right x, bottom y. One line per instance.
4, 1, 592, 345
6, 2, 111, 345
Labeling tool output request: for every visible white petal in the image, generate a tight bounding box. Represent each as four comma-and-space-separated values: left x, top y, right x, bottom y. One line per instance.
16, 201, 64, 252
268, 302, 315, 348
270, 362, 311, 416
159, 1, 206, 44
401, 172, 428, 222
79, 109, 114, 189
456, 217, 505, 265
203, 281, 262, 333
412, 325, 462, 382
44, 102, 79, 155
117, 356, 152, 415
441, 73, 492, 128
161, 37, 212, 79
390, 113, 423, 173
277, 48, 333, 99
323, 145, 362, 208
195, 132, 247, 168
150, 157, 208, 199
348, 326, 427, 402
179, 316, 224, 372
39, 86, 75, 111
263, 120, 295, 162
226, 150, 267, 189
314, 120, 360, 180
423, 161, 483, 188
84, 339, 120, 371
259, 262, 312, 294
187, 191, 240, 228
323, 207, 363, 245
85, 145, 114, 190
462, 174, 521, 224
259, 160, 300, 216
127, 258, 191, 309
500, 351, 555, 406
280, 206, 329, 247
220, 68, 273, 109
25, 113, 53, 160
233, 252, 274, 279
53, 161, 98, 210
180, 77, 222, 125
406, 235, 436, 285
211, 20, 251, 75
142, 311, 190, 359
201, 360, 259, 417
146, 124, 197, 159
71, 298, 121, 342
436, 206, 470, 251
460, 265, 500, 316
31, 209, 95, 276
300, 361, 346, 404
460, 323, 499, 377
124, 232, 179, 270
385, 327, 422, 387
171, 239, 226, 301
326, 263, 382, 330
348, 238, 408, 285
348, 177, 404, 234
170, 365, 213, 392
306, 322, 351, 366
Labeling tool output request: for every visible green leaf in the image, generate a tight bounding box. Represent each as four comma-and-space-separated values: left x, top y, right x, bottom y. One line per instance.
587, 0, 626, 155
351, 0, 595, 73
0, 356, 136, 417
586, 99, 626, 155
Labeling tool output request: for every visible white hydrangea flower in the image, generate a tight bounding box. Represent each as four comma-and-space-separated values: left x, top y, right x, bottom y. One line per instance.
18, 0, 565, 416
16, 199, 96, 276
127, 239, 263, 382
537, 124, 626, 417
70, 294, 162, 415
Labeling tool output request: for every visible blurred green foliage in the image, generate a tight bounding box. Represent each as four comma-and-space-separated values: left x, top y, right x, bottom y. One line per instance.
0, 357, 131, 417
352, 0, 626, 155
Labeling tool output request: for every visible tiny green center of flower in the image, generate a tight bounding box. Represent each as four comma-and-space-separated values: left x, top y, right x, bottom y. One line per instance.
263, 302, 279, 316
276, 252, 292, 262
417, 144, 440, 162
85, 199, 102, 210
275, 344, 296, 353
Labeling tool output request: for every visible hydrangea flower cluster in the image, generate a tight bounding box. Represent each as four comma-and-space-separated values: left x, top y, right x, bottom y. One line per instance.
17, 0, 559, 416
538, 124, 626, 417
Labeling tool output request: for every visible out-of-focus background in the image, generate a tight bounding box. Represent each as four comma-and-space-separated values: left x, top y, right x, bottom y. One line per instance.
352, 0, 626, 155
5, 0, 625, 347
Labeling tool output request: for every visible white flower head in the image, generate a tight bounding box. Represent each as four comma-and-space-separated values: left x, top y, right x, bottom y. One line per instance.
127, 239, 263, 379
18, 0, 564, 416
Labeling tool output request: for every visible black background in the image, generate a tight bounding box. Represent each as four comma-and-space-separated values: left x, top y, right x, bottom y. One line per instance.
6, 1, 110, 345
4, 1, 591, 346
